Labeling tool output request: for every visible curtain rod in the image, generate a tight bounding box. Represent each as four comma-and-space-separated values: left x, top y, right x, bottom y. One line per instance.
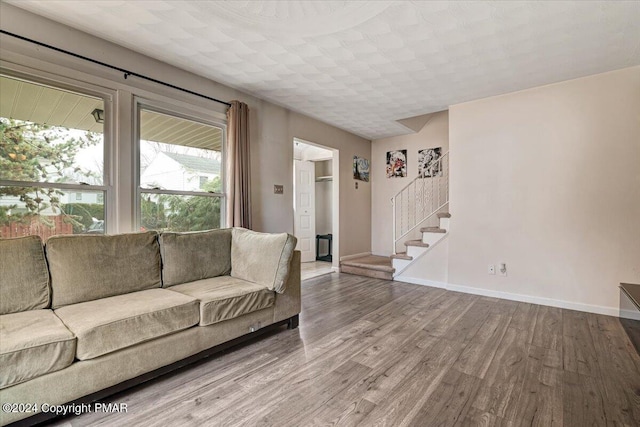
0, 29, 232, 108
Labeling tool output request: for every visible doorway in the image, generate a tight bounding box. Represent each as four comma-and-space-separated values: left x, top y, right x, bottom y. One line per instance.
293, 138, 339, 279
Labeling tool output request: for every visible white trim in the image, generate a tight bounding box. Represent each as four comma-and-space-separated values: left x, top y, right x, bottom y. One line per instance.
391, 278, 620, 317
620, 309, 640, 321
134, 99, 227, 230
1, 46, 229, 234
140, 188, 224, 197
292, 137, 340, 270
331, 266, 340, 273
394, 277, 447, 289
0, 65, 116, 233
339, 252, 371, 262
447, 283, 618, 317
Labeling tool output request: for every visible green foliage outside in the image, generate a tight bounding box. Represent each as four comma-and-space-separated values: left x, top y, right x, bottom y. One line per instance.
141, 178, 222, 232
1, 116, 221, 234
61, 203, 105, 234
0, 117, 101, 230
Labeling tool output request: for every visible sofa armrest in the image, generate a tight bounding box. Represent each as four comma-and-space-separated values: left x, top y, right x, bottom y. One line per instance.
273, 250, 301, 324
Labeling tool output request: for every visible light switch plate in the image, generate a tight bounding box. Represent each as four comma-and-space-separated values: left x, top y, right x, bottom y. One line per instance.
274, 185, 284, 194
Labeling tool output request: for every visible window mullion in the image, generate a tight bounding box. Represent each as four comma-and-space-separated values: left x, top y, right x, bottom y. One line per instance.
0, 180, 107, 191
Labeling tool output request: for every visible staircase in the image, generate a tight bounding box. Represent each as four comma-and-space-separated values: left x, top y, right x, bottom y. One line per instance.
340, 212, 450, 280
341, 152, 449, 280
340, 255, 396, 281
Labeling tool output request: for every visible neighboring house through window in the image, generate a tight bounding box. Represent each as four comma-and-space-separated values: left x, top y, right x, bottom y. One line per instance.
0, 70, 226, 238
138, 107, 225, 233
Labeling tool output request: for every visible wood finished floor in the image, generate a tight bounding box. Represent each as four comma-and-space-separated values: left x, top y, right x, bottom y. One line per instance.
50, 274, 640, 427
301, 261, 334, 281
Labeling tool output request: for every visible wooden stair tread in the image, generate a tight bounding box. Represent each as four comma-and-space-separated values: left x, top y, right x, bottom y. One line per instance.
404, 240, 429, 248
390, 252, 413, 260
340, 264, 394, 280
340, 255, 394, 273
437, 212, 451, 218
420, 226, 446, 233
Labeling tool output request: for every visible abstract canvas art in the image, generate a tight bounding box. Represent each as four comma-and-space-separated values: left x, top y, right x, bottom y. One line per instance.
353, 156, 370, 182
418, 147, 442, 178
386, 150, 407, 178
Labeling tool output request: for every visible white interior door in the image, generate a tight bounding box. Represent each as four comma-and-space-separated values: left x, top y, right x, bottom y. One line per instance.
294, 160, 316, 262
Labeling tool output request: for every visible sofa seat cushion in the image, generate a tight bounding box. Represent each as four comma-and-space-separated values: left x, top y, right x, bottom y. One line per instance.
0, 310, 76, 389
168, 276, 275, 326
54, 289, 199, 360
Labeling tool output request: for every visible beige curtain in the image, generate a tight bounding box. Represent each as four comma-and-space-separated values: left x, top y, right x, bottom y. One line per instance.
226, 101, 252, 229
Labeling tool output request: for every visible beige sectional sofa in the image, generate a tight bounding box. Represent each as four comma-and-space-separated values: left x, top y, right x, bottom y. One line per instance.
0, 228, 300, 426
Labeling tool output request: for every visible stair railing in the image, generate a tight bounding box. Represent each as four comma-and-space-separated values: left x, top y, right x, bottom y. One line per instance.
391, 151, 449, 254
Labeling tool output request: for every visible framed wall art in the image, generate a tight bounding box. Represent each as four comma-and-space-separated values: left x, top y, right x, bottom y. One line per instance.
353, 156, 370, 182
386, 150, 407, 178
418, 147, 442, 178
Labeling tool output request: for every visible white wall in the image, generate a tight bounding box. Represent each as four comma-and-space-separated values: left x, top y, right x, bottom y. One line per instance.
294, 141, 333, 162
448, 66, 640, 314
315, 160, 333, 236
0, 3, 372, 258
371, 111, 449, 256
396, 237, 449, 287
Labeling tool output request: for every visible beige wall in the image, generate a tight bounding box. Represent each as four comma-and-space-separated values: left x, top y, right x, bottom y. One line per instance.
449, 66, 640, 312
371, 111, 449, 255
0, 4, 371, 257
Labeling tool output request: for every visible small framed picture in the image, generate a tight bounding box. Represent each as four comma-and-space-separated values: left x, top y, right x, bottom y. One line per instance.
418, 147, 442, 178
353, 156, 370, 182
386, 150, 407, 178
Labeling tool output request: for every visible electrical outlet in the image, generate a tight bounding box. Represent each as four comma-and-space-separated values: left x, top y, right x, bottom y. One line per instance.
488, 265, 495, 275
499, 263, 507, 277
274, 185, 283, 194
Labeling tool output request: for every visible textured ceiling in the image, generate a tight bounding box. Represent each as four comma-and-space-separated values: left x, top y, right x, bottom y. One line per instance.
7, 1, 640, 139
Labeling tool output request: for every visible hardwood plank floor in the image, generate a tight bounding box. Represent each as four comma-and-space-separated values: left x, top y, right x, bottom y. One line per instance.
49, 274, 640, 427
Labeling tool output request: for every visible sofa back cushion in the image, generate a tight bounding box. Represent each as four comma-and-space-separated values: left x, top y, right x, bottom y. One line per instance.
47, 232, 162, 309
230, 228, 297, 293
0, 236, 50, 314
159, 229, 232, 287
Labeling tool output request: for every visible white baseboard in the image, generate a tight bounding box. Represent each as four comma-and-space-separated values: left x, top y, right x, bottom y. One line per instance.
339, 252, 371, 262
446, 283, 618, 317
393, 278, 620, 317
394, 276, 447, 289
620, 308, 640, 321
331, 266, 340, 273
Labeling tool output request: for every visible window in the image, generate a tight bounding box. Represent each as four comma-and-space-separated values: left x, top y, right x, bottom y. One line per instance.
0, 74, 107, 239
138, 107, 224, 232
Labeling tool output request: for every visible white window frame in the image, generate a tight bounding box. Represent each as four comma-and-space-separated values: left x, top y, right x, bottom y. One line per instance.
0, 67, 115, 234
134, 98, 227, 231
0, 56, 229, 235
